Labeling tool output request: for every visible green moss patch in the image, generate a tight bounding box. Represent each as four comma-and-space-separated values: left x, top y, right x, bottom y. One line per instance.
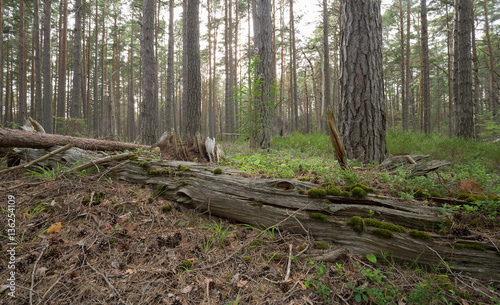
250, 202, 263, 207
299, 177, 311, 181
309, 213, 329, 221
451, 243, 485, 251
342, 183, 375, 193
298, 189, 305, 195
363, 218, 405, 233
408, 230, 432, 240
313, 241, 329, 249
308, 188, 327, 198
160, 205, 172, 213
180, 260, 193, 270
351, 187, 367, 199
372, 228, 394, 239
213, 168, 223, 175
347, 216, 364, 233
326, 186, 341, 196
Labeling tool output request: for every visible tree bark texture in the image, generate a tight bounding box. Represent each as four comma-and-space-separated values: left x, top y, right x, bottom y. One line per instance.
141, 0, 158, 144
166, 0, 175, 132
0, 128, 149, 151
56, 0, 68, 129
398, 0, 407, 130
405, 0, 411, 132
483, 0, 498, 121
18, 0, 27, 126
253, 0, 274, 149
421, 0, 431, 134
456, 0, 474, 138
33, 0, 42, 123
71, 0, 83, 119
322, 0, 330, 133
339, 0, 387, 163
184, 0, 202, 138
42, 0, 52, 133
0, 0, 3, 125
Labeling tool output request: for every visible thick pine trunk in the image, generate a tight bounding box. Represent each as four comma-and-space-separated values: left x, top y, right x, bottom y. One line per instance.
339, 0, 387, 163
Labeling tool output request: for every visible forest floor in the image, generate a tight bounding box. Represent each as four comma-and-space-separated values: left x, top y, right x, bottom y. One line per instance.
1, 132, 499, 304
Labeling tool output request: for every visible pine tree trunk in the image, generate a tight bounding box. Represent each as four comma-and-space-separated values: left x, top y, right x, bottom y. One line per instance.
71, 0, 82, 119
405, 0, 411, 132
421, 0, 431, 133
321, 0, 330, 133
185, 0, 201, 137
0, 0, 3, 125
141, 0, 159, 144
56, 0, 68, 130
42, 0, 52, 133
166, 0, 175, 133
93, 0, 99, 137
254, 0, 273, 149
483, 0, 497, 121
18, 0, 27, 126
456, 0, 474, 138
339, 0, 387, 163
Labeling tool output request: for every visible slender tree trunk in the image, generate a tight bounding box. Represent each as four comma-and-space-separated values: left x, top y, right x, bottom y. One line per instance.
254, 0, 274, 149
166, 0, 175, 133
181, 0, 187, 135
128, 12, 135, 142
71, 0, 82, 119
290, 0, 299, 131
93, 0, 99, 137
339, 0, 387, 163
471, 0, 479, 133
56, 0, 68, 130
141, 0, 159, 144
100, 17, 106, 137
18, 0, 27, 126
421, 0, 431, 133
206, 0, 213, 137
0, 0, 3, 125
405, 0, 411, 132
42, 0, 52, 133
445, 3, 453, 138
452, 0, 459, 135
455, 0, 474, 138
185, 0, 201, 137
321, 0, 330, 133
483, 0, 497, 121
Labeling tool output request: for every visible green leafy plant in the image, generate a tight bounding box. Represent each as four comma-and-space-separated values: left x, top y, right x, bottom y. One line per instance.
25, 164, 64, 179
304, 262, 331, 304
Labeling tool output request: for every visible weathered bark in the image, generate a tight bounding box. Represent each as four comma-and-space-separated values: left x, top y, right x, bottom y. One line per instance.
0, 128, 149, 151
399, 0, 407, 130
322, 0, 330, 133
111, 160, 496, 282
483, 0, 497, 121
166, 0, 175, 132
56, 0, 68, 128
0, 0, 3, 125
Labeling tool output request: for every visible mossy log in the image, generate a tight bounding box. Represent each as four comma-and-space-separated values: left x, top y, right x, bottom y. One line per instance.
3, 149, 499, 282
109, 159, 499, 282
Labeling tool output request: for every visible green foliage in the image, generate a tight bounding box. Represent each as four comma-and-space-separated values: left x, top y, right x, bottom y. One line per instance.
363, 218, 405, 233
366, 253, 377, 264
451, 243, 485, 251
54, 117, 87, 137
233, 53, 277, 148
25, 202, 49, 220
25, 164, 64, 179
160, 205, 171, 213
202, 219, 234, 251
304, 262, 331, 304
180, 260, 192, 270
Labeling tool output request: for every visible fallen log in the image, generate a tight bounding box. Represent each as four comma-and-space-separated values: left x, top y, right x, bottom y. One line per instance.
0, 127, 149, 151
108, 159, 500, 281
4, 149, 500, 282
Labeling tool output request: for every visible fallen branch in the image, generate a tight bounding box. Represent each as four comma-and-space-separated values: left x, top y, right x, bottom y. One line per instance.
62, 152, 134, 175
0, 144, 73, 175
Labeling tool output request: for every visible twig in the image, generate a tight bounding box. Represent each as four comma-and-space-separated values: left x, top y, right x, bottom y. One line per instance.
87, 263, 129, 305
265, 244, 293, 284
194, 202, 312, 271
0, 144, 73, 175
63, 152, 134, 176
30, 242, 49, 305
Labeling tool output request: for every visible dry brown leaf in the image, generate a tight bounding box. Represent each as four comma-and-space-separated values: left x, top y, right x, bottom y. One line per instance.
47, 222, 62, 234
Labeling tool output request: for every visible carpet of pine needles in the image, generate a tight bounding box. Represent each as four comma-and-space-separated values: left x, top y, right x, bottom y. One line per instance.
1, 150, 499, 305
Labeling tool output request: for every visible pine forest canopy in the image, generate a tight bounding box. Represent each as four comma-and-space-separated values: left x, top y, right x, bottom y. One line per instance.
0, 0, 498, 161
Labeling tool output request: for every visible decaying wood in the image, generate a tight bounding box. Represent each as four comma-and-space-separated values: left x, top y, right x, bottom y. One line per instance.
63, 152, 135, 175
5, 149, 499, 282
0, 127, 149, 151
378, 154, 452, 178
0, 144, 73, 174
108, 159, 499, 281
326, 105, 347, 168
